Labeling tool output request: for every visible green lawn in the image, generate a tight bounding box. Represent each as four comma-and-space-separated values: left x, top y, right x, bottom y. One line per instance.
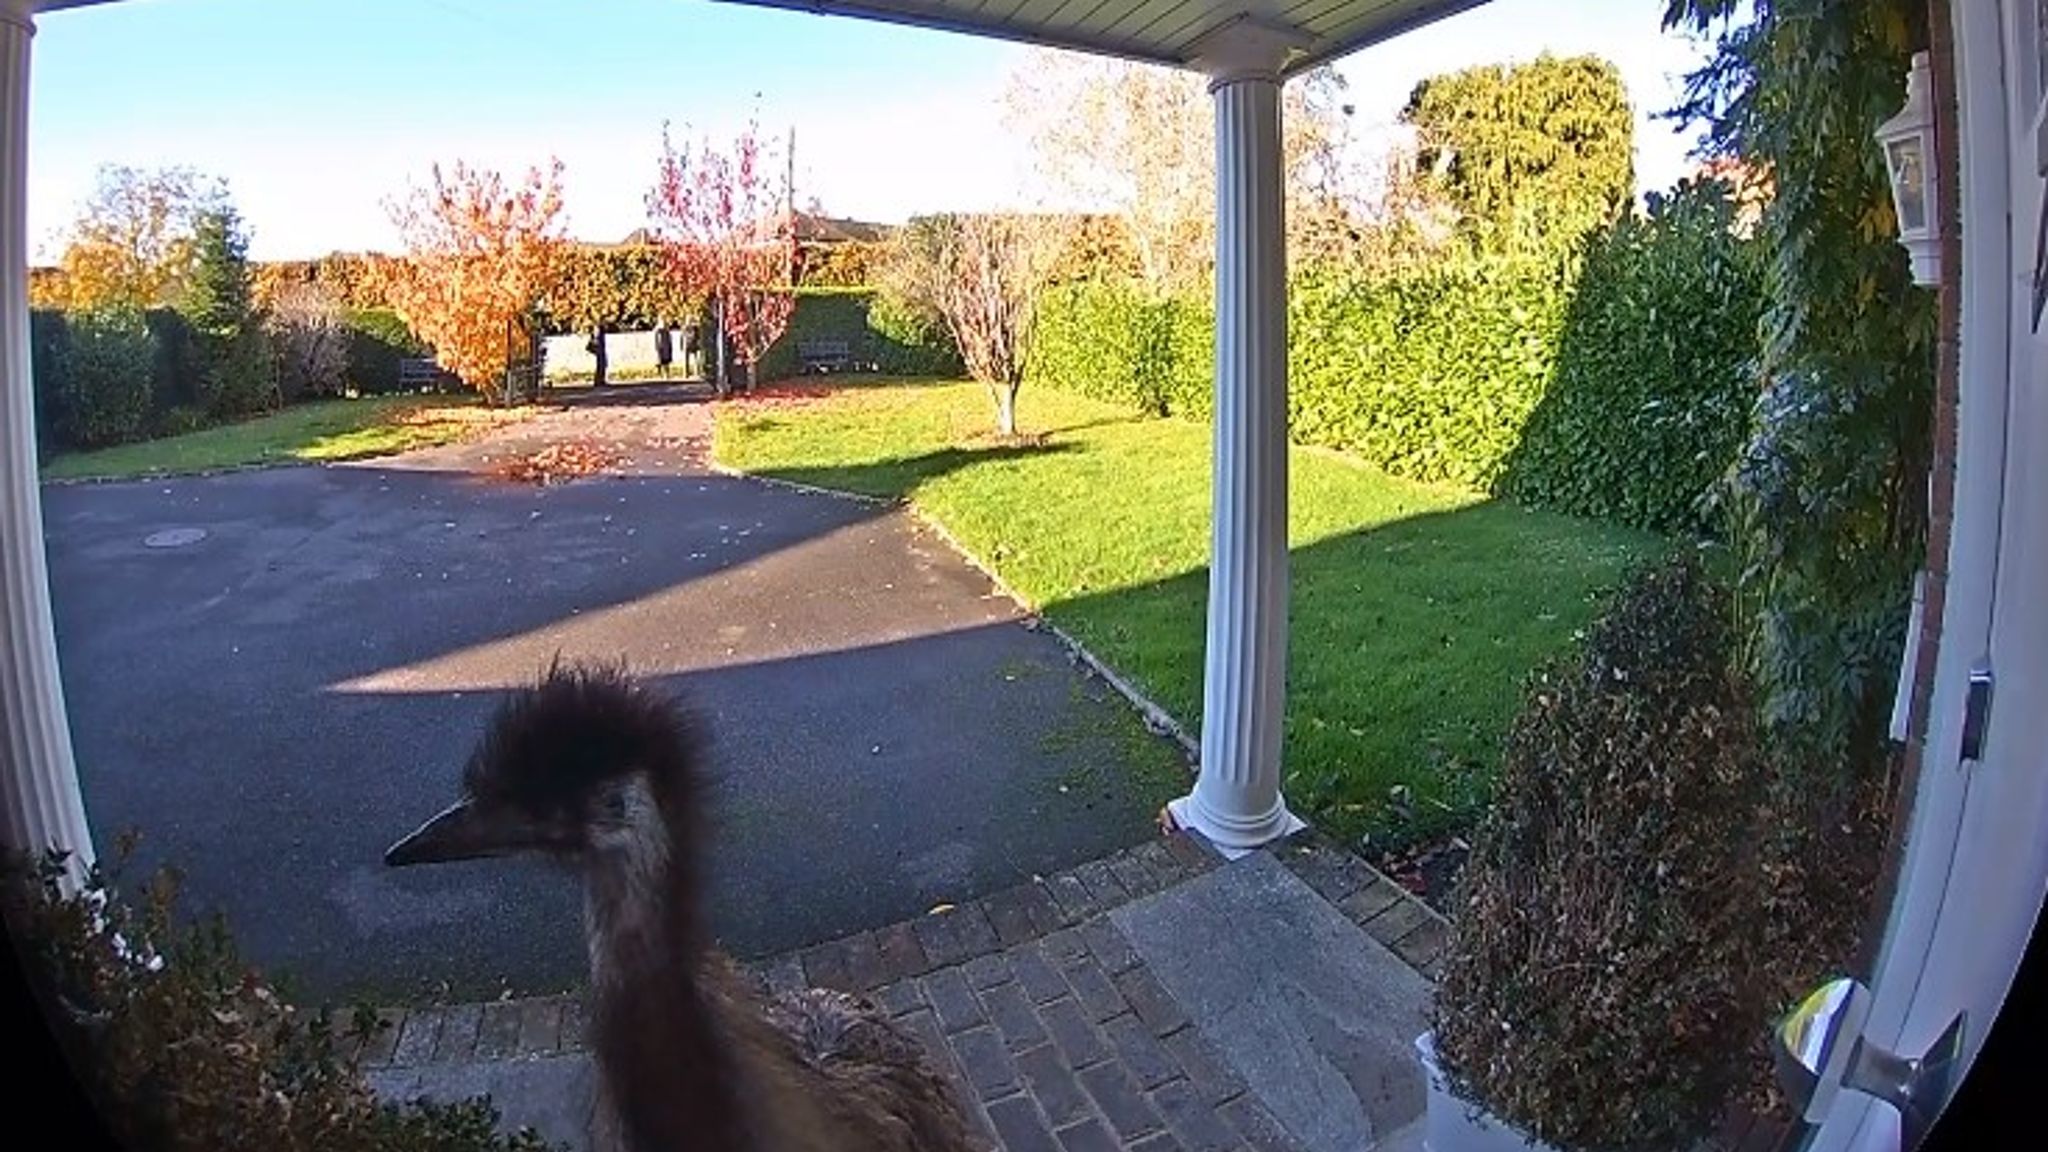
717, 378, 1659, 844
40, 395, 526, 482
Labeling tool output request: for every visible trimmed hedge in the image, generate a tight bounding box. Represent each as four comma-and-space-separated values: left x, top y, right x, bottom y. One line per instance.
58, 308, 156, 448
1030, 258, 1572, 490
1026, 180, 1764, 525
753, 288, 961, 381
1501, 180, 1765, 535
341, 308, 436, 395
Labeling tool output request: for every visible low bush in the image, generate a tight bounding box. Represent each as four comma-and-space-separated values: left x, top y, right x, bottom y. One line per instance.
342, 309, 435, 395
1, 841, 559, 1152
59, 307, 157, 448
1432, 552, 1770, 1151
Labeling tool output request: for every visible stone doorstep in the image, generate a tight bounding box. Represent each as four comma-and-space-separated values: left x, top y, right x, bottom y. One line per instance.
358, 827, 1448, 1075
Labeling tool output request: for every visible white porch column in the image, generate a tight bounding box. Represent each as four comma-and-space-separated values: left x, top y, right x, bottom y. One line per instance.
0, 0, 92, 878
1168, 23, 1306, 856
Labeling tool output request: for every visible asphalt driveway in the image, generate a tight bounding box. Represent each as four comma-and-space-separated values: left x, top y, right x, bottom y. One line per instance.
40, 388, 1189, 1005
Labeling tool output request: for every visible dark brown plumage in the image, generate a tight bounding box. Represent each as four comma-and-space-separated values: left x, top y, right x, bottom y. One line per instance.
386, 659, 983, 1152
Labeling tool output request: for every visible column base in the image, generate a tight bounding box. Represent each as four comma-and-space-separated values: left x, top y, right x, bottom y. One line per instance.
1167, 791, 1306, 860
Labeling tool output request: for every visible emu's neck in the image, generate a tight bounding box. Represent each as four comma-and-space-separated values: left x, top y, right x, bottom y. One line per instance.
580, 804, 753, 1152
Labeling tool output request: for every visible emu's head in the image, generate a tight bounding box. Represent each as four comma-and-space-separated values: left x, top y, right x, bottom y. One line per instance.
384, 660, 704, 877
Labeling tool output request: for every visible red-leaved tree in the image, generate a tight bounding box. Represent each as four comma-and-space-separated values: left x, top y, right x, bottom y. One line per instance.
646, 120, 796, 395
383, 159, 568, 403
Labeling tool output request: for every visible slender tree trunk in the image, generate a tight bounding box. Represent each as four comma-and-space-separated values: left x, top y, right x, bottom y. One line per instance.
992, 381, 1018, 437
713, 299, 729, 398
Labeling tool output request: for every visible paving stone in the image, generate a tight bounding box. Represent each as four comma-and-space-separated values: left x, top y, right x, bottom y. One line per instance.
1055, 1117, 1124, 1152
914, 908, 968, 967
1010, 942, 1072, 1004
761, 952, 808, 997
1041, 926, 1090, 966
473, 1000, 523, 1061
1362, 898, 1432, 949
1104, 1013, 1181, 1090
1116, 966, 1189, 1036
1061, 957, 1129, 1023
1220, 1095, 1305, 1152
1074, 859, 1131, 908
1039, 997, 1110, 1067
964, 952, 1014, 991
391, 1008, 444, 1068
359, 1007, 406, 1067
1109, 852, 1159, 898
895, 1008, 962, 1086
1016, 1042, 1095, 1128
1079, 917, 1141, 975
1131, 839, 1185, 888
841, 930, 886, 992
1044, 872, 1100, 922
875, 978, 926, 1017
1078, 1060, 1165, 1140
922, 966, 987, 1034
1020, 879, 1071, 935
949, 1025, 1022, 1100
980, 979, 1051, 1051
1163, 833, 1217, 874
1337, 877, 1405, 924
802, 937, 854, 992
954, 903, 1003, 960
874, 920, 931, 983
983, 885, 1043, 947
1287, 846, 1359, 903
559, 996, 587, 1051
1163, 1027, 1248, 1106
430, 1003, 483, 1063
1130, 1133, 1188, 1152
515, 997, 564, 1055
986, 1093, 1062, 1152
1151, 1078, 1242, 1152
1392, 918, 1450, 971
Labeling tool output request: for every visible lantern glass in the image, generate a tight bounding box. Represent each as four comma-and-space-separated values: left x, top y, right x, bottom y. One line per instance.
1886, 133, 1929, 235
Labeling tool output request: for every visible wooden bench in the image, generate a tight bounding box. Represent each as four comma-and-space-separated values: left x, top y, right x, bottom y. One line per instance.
798, 338, 853, 374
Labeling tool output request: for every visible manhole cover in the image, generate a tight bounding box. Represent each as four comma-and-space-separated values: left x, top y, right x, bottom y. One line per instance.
143, 528, 207, 549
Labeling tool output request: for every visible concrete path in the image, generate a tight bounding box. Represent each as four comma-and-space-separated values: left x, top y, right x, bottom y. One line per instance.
359, 828, 1455, 1152
41, 385, 1188, 1005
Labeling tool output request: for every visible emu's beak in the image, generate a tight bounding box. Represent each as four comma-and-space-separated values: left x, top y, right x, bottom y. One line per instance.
385, 798, 531, 867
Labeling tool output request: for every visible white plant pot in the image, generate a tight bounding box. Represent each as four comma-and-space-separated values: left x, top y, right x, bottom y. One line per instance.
1414, 1032, 1567, 1152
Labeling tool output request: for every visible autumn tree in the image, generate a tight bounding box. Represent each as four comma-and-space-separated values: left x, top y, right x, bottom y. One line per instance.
51, 164, 228, 310
382, 159, 568, 402
1401, 53, 1636, 253
1004, 51, 1359, 292
646, 120, 795, 395
883, 213, 1066, 436
265, 278, 349, 400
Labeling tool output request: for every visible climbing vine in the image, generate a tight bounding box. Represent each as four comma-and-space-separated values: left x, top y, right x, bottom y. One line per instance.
1663, 0, 1935, 790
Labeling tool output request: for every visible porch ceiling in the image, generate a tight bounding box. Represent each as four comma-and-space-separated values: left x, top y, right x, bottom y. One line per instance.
33, 2, 1489, 77
710, 0, 1487, 76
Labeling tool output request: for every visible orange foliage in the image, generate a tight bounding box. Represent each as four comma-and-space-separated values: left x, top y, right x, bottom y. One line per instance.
382, 159, 569, 401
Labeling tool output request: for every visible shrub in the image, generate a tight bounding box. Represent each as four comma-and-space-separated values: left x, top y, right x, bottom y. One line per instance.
268, 280, 351, 402
342, 309, 433, 395
1, 841, 559, 1152
1432, 552, 1769, 1152
142, 307, 200, 418
30, 308, 73, 449
753, 289, 961, 381
1501, 179, 1766, 535
1026, 281, 1209, 418
59, 307, 156, 448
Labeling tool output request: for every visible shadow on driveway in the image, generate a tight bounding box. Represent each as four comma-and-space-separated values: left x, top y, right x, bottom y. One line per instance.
42, 452, 1187, 1006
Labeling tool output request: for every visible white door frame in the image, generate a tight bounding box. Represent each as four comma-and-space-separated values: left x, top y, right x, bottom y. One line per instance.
1809, 3, 2048, 1147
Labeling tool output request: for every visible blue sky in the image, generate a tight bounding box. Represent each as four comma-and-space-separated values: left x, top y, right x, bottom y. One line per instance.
26, 0, 1717, 261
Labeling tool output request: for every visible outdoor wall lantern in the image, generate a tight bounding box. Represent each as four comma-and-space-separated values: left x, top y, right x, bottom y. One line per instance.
1875, 50, 1941, 287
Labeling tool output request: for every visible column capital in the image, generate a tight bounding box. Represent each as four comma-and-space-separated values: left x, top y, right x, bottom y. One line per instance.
0, 0, 33, 35
1185, 16, 1309, 88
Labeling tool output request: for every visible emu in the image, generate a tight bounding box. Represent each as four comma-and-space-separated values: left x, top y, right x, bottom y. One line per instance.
384, 660, 983, 1152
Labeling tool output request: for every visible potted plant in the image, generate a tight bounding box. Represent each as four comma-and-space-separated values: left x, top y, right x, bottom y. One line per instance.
1419, 554, 1773, 1152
